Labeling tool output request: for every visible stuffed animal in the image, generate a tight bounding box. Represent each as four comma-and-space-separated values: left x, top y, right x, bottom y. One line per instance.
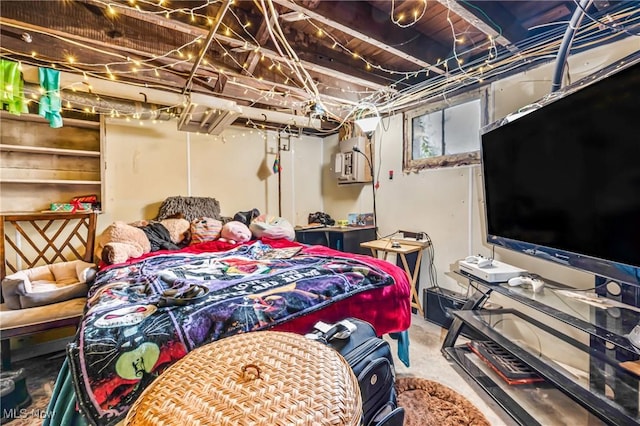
95, 221, 151, 265
159, 218, 191, 245
218, 221, 252, 244
95, 218, 191, 265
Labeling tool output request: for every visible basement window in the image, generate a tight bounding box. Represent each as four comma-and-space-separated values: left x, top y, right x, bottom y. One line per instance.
403, 90, 486, 171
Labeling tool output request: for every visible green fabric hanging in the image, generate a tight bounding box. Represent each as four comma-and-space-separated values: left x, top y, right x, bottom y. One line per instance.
0, 59, 28, 115
39, 67, 64, 128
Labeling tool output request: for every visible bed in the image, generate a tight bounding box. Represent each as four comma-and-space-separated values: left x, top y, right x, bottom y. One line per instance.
45, 236, 412, 426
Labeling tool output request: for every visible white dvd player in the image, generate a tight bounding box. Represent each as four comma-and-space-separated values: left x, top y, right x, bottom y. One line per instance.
458, 259, 527, 283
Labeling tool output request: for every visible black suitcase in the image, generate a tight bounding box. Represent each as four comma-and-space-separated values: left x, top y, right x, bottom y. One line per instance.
307, 318, 405, 426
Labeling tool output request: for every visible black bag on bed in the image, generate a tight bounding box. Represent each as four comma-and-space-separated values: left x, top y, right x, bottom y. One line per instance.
307, 318, 405, 426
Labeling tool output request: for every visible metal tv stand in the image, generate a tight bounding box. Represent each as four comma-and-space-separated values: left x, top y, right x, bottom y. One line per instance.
442, 269, 640, 426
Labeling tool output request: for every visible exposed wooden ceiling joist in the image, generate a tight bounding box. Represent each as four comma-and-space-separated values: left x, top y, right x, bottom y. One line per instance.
435, 0, 513, 48
272, 0, 445, 75
80, 0, 390, 92
183, 0, 231, 94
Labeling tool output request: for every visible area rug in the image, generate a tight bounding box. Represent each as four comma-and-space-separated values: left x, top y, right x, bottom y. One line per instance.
396, 377, 491, 426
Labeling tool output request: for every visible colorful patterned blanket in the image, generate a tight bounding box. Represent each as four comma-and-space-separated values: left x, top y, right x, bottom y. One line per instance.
67, 241, 395, 425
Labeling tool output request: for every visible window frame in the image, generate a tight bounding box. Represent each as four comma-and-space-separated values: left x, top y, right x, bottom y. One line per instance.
403, 88, 488, 171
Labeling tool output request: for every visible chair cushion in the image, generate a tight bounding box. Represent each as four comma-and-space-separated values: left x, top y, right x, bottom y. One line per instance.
0, 298, 86, 332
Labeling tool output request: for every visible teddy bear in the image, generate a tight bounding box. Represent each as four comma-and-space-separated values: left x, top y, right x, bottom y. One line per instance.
218, 221, 252, 244
95, 221, 151, 265
95, 218, 191, 265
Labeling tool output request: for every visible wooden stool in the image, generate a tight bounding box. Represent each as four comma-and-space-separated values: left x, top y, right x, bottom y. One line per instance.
360, 238, 431, 317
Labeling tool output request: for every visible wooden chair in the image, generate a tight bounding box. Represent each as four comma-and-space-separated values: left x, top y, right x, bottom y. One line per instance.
0, 211, 97, 369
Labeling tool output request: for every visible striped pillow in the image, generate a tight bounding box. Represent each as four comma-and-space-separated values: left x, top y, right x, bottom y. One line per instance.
190, 217, 223, 245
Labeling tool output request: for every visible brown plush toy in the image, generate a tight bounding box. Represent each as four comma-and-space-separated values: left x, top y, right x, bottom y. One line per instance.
95, 221, 152, 265
95, 218, 190, 265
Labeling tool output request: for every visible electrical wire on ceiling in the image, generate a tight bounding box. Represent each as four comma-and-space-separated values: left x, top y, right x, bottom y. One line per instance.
373, 3, 640, 115
1, 0, 637, 131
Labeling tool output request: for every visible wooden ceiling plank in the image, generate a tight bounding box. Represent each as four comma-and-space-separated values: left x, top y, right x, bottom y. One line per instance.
183, 0, 231, 94
211, 38, 392, 91
244, 17, 272, 75
434, 0, 513, 48
80, 0, 389, 91
271, 0, 445, 75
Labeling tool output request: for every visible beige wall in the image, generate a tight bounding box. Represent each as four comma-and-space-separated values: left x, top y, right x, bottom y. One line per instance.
321, 37, 639, 303
100, 119, 324, 233
97, 37, 637, 305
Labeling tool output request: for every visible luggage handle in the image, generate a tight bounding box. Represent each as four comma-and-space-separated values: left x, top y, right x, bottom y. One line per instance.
306, 319, 357, 343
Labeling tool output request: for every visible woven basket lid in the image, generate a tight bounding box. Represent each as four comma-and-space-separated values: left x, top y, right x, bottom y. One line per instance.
125, 331, 362, 426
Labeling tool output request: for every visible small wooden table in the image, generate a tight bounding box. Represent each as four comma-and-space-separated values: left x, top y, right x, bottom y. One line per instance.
360, 238, 430, 317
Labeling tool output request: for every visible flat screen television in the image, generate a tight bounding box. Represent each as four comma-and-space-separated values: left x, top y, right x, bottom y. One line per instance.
480, 57, 640, 286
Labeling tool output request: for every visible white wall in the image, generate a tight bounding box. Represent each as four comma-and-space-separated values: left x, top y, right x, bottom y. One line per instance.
321, 37, 640, 303
99, 36, 638, 301
100, 120, 324, 232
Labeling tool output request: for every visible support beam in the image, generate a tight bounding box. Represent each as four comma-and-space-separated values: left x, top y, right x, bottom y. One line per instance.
272, 0, 445, 75
435, 0, 513, 48
80, 0, 390, 91
183, 0, 231, 94
18, 64, 321, 128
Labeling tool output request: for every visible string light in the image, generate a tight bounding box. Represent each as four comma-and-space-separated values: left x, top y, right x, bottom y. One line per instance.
0, 0, 631, 127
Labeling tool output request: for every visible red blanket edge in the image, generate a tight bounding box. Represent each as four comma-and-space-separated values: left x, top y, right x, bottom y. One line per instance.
98, 238, 412, 336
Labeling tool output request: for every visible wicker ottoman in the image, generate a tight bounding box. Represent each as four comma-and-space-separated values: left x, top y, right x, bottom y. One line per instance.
125, 331, 362, 426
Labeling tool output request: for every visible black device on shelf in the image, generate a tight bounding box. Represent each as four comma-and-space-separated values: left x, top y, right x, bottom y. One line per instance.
480, 57, 640, 287
423, 287, 466, 329
467, 340, 544, 386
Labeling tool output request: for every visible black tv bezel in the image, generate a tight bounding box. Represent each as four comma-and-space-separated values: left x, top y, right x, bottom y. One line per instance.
480, 54, 640, 287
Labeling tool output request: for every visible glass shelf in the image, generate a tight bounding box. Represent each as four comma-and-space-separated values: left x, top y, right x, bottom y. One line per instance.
445, 346, 606, 426
452, 309, 639, 425
451, 269, 640, 354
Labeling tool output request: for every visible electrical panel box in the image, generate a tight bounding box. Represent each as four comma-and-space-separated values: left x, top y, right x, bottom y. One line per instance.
333, 136, 372, 184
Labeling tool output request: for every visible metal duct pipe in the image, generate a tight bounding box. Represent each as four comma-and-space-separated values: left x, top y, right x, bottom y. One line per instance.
20, 65, 319, 128
551, 0, 594, 92
23, 82, 175, 120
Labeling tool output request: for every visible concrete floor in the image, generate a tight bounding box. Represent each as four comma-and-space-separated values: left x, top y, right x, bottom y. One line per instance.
385, 314, 515, 426
10, 314, 513, 426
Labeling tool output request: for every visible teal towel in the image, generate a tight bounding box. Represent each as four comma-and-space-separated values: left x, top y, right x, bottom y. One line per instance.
38, 67, 63, 128
389, 330, 410, 367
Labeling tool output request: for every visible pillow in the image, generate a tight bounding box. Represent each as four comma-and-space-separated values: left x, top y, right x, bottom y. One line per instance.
249, 214, 295, 241
50, 261, 80, 285
157, 196, 221, 223
50, 260, 96, 286
190, 217, 223, 245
